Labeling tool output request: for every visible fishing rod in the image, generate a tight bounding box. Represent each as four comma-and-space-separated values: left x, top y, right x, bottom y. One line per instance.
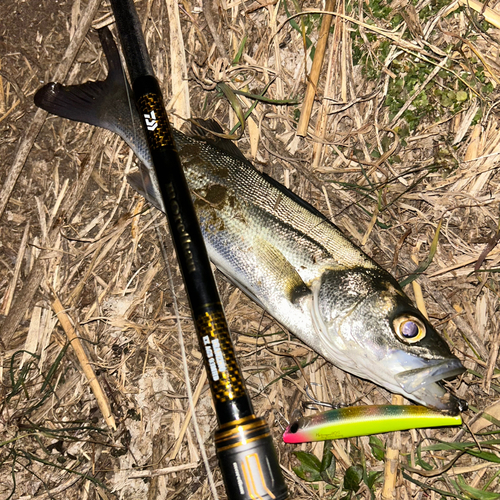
107, 1, 288, 499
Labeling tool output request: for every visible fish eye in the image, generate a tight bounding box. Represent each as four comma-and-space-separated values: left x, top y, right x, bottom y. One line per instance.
393, 315, 426, 343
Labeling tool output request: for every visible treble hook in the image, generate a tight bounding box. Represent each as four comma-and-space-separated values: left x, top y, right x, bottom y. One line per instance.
303, 382, 339, 410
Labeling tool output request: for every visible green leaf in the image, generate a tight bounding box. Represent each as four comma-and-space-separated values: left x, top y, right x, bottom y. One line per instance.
282, 0, 301, 32
466, 450, 500, 464
415, 445, 433, 471
292, 451, 322, 482
229, 86, 298, 105
424, 439, 500, 451
454, 476, 500, 499
423, 440, 500, 463
477, 412, 500, 428
367, 470, 383, 490
293, 451, 321, 470
369, 436, 385, 461
400, 219, 442, 287
232, 34, 247, 65
403, 471, 467, 499
344, 464, 363, 491
320, 441, 336, 484
216, 83, 246, 138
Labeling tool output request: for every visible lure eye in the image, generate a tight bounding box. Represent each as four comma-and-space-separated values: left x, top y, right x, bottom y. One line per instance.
393, 315, 426, 343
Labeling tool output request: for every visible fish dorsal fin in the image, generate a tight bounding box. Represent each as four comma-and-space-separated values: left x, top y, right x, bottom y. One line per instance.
34, 27, 131, 135
260, 170, 332, 223
189, 118, 249, 162
189, 118, 224, 136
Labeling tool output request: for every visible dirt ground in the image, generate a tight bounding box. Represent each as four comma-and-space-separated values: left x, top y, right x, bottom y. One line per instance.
1, 0, 500, 499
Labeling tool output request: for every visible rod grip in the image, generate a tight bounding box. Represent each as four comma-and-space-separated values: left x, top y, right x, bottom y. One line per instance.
215, 417, 288, 500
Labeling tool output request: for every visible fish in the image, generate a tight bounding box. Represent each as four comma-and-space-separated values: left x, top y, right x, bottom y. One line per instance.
34, 27, 466, 413
283, 405, 463, 443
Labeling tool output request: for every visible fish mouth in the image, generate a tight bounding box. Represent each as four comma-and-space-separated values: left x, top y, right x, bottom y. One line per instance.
395, 358, 466, 393
395, 358, 466, 413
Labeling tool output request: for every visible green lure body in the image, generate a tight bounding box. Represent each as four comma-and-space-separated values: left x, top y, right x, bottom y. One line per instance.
283, 405, 462, 443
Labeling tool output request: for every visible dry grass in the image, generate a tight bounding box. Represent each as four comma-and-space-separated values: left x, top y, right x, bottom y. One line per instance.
1, 0, 500, 498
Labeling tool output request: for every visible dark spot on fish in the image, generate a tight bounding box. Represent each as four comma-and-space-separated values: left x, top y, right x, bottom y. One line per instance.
193, 184, 233, 215
290, 283, 311, 304
193, 192, 226, 232
178, 142, 202, 161
213, 163, 230, 179
205, 184, 227, 206
198, 205, 225, 232
289, 421, 300, 433
273, 193, 283, 211
310, 249, 331, 266
178, 140, 231, 179
194, 197, 207, 210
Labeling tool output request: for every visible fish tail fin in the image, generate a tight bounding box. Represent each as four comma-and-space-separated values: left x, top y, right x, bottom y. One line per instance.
34, 27, 131, 134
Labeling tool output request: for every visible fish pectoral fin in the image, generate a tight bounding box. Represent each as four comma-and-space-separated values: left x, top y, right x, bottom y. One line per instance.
308, 278, 330, 342
252, 236, 311, 305
127, 169, 164, 212
34, 27, 132, 135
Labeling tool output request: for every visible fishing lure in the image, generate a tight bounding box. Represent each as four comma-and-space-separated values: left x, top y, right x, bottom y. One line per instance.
283, 405, 462, 443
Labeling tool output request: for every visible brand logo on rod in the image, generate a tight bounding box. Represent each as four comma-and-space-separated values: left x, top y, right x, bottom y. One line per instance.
144, 111, 158, 131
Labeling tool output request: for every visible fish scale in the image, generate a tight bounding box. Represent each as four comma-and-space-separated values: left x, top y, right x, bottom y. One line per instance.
34, 27, 466, 414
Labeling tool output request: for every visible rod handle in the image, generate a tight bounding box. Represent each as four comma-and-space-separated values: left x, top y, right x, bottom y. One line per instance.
215, 416, 288, 500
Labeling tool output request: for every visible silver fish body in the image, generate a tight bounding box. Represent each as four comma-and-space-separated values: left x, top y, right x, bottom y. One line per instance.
35, 28, 465, 413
